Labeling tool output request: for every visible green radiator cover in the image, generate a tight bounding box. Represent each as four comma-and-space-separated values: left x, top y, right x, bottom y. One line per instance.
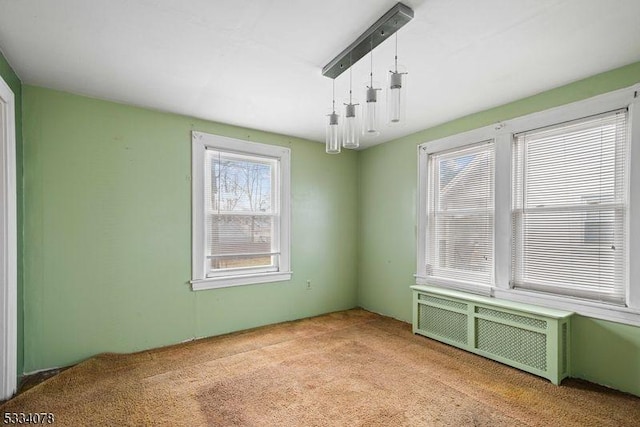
411, 285, 572, 385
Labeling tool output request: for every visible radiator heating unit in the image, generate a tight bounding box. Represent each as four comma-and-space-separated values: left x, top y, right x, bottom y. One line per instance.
412, 285, 572, 384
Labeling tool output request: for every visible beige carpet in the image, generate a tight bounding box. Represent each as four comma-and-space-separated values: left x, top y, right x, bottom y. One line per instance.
2, 309, 639, 426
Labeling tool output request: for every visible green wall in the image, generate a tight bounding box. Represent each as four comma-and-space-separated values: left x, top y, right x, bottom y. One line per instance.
17, 61, 640, 396
358, 61, 640, 396
0, 51, 23, 377
22, 86, 359, 372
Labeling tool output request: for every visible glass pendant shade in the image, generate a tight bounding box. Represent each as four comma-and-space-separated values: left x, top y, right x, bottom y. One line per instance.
343, 102, 360, 149
363, 85, 381, 136
387, 66, 407, 126
326, 111, 341, 154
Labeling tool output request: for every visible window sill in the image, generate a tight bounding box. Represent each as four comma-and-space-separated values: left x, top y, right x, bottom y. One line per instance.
492, 288, 640, 327
416, 277, 640, 326
414, 275, 493, 297
191, 271, 292, 291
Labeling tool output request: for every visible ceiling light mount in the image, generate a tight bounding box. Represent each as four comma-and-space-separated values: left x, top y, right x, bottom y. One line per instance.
321, 3, 414, 80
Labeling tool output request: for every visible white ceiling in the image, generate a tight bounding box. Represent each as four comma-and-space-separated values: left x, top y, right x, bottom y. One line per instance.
0, 0, 639, 148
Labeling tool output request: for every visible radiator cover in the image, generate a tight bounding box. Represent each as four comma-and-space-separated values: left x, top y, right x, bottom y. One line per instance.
412, 285, 572, 384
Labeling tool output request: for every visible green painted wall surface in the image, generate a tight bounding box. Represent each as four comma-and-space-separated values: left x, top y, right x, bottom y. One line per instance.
22, 86, 358, 372
571, 316, 640, 395
18, 60, 640, 397
0, 51, 23, 377
358, 61, 640, 396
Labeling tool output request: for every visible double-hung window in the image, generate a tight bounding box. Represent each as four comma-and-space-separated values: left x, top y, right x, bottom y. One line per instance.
424, 141, 495, 288
191, 132, 291, 290
512, 111, 628, 304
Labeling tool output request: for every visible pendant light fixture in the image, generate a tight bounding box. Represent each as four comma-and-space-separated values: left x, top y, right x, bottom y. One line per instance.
388, 33, 407, 125
321, 2, 414, 153
325, 80, 340, 154
343, 65, 360, 149
326, 79, 341, 154
363, 38, 381, 136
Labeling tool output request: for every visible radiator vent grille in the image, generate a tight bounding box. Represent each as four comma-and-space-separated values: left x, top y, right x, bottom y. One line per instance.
419, 294, 467, 311
476, 319, 547, 370
476, 306, 547, 329
413, 287, 572, 384
418, 304, 468, 344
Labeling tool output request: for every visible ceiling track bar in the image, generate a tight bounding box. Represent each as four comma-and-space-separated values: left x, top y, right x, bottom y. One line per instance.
321, 2, 414, 79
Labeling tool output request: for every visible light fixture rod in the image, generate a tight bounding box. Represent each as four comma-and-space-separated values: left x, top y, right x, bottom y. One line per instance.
321, 2, 414, 79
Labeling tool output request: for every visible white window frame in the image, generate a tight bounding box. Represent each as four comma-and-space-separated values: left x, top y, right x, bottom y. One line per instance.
191, 131, 291, 290
418, 137, 497, 295
417, 84, 640, 326
0, 75, 17, 400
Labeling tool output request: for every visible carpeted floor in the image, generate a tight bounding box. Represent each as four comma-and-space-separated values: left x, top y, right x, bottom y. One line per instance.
2, 309, 639, 426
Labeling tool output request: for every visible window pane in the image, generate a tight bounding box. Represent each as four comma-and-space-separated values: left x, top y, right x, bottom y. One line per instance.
516, 209, 623, 287
438, 150, 492, 211
209, 255, 274, 270
209, 214, 273, 255
524, 119, 619, 208
432, 212, 494, 283
208, 151, 275, 213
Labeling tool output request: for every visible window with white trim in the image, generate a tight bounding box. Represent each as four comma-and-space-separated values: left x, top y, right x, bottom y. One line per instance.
417, 85, 640, 326
426, 141, 495, 287
512, 110, 628, 304
191, 132, 291, 290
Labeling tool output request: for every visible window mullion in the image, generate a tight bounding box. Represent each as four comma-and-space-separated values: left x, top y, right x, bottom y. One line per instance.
416, 146, 429, 278
494, 132, 512, 289
627, 98, 640, 308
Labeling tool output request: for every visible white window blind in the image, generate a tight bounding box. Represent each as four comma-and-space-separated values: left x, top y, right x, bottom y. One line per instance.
205, 149, 280, 276
427, 141, 495, 286
512, 110, 628, 304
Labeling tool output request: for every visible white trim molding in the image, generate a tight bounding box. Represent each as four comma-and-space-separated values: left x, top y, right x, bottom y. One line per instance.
0, 75, 17, 400
190, 131, 292, 291
417, 84, 640, 327
627, 95, 640, 310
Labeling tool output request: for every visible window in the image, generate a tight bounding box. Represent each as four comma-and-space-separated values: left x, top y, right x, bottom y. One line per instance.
191, 132, 291, 290
417, 84, 640, 325
425, 141, 495, 287
512, 111, 628, 304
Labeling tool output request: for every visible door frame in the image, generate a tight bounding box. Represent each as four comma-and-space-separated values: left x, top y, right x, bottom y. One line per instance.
0, 74, 17, 400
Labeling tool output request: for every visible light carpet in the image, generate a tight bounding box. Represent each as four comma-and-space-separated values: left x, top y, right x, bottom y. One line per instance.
2, 309, 639, 426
